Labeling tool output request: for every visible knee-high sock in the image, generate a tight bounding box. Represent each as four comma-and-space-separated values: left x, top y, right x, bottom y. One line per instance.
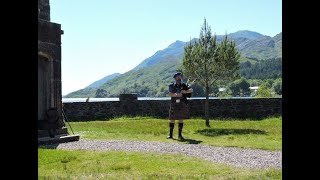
169, 122, 175, 137
178, 123, 183, 137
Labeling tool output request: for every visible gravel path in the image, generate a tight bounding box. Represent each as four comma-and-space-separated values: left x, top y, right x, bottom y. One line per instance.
42, 139, 282, 169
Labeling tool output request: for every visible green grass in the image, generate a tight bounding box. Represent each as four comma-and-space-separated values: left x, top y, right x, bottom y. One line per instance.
38, 149, 281, 179
67, 116, 282, 150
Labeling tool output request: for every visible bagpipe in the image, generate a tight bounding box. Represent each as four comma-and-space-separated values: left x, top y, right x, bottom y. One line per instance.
176, 78, 197, 98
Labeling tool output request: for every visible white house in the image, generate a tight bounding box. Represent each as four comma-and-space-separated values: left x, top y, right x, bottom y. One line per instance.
249, 86, 259, 92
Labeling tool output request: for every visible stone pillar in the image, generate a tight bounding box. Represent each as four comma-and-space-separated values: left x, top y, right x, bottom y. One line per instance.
119, 94, 138, 116
119, 93, 138, 102
38, 0, 50, 21
38, 0, 79, 144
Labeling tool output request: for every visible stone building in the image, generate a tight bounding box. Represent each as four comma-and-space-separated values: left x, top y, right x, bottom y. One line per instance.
38, 0, 79, 144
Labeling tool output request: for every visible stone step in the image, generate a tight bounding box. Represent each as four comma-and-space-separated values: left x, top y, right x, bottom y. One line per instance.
38, 134, 80, 145
38, 127, 69, 138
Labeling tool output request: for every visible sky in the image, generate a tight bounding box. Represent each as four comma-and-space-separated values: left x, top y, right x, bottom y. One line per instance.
50, 0, 282, 95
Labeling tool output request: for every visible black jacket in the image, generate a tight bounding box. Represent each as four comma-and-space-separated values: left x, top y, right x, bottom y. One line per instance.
168, 82, 191, 103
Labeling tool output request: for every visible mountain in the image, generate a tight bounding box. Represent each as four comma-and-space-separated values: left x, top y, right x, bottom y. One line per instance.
63, 73, 121, 98
99, 55, 182, 97
65, 30, 282, 98
132, 30, 279, 71
227, 30, 264, 40
236, 32, 282, 60
63, 87, 97, 98
273, 32, 282, 57
85, 73, 121, 89
133, 40, 185, 70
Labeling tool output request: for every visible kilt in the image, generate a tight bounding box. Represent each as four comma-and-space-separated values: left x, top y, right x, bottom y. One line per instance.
169, 101, 190, 120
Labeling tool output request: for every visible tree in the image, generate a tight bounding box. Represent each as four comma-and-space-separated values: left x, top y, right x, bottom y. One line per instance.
249, 79, 262, 87
95, 89, 108, 98
256, 83, 272, 97
190, 83, 205, 97
120, 88, 129, 94
272, 78, 282, 95
228, 82, 238, 97
210, 84, 220, 96
240, 58, 282, 79
264, 79, 274, 89
229, 78, 250, 97
182, 18, 241, 127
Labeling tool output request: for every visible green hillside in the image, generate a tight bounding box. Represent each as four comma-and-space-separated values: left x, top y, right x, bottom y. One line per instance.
64, 88, 97, 98
100, 55, 182, 97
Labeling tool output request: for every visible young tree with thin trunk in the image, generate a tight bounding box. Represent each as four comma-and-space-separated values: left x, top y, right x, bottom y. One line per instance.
182, 18, 241, 127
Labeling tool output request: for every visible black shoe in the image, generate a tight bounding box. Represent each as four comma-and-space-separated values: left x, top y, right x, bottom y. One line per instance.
178, 135, 184, 141
167, 135, 173, 139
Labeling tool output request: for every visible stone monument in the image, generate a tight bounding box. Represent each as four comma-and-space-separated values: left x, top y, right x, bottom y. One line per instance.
38, 0, 79, 144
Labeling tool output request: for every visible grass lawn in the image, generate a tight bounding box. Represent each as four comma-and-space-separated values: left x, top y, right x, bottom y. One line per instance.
67, 116, 282, 150
38, 148, 281, 180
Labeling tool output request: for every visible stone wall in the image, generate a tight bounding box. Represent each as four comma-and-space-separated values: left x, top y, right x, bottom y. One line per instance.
63, 94, 282, 121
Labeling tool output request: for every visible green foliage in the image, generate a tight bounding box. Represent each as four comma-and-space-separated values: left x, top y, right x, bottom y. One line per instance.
85, 73, 121, 89
210, 83, 220, 96
248, 79, 263, 87
217, 90, 232, 98
182, 18, 241, 126
256, 83, 273, 97
95, 89, 108, 98
240, 57, 282, 79
228, 77, 251, 97
272, 78, 282, 95
190, 83, 205, 97
100, 56, 181, 97
63, 88, 97, 98
238, 33, 282, 60
264, 79, 274, 89
183, 22, 241, 88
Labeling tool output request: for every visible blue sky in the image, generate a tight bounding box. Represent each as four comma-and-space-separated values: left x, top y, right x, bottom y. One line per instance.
50, 0, 282, 95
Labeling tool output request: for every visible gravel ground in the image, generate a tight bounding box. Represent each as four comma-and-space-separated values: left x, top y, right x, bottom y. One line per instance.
42, 139, 282, 169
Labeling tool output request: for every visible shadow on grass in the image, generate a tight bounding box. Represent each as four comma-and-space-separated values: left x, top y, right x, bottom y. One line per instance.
172, 138, 203, 144
196, 128, 267, 137
182, 138, 203, 144
38, 143, 60, 149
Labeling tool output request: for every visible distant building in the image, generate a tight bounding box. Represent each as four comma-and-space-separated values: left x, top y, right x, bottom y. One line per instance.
249, 86, 259, 92
249, 86, 259, 97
